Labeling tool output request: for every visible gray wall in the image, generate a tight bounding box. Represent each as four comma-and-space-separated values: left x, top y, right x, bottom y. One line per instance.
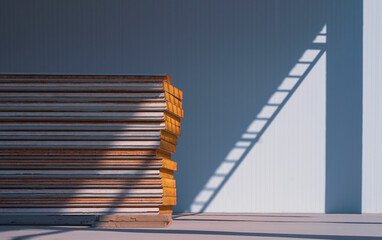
0, 0, 364, 213
363, 0, 382, 213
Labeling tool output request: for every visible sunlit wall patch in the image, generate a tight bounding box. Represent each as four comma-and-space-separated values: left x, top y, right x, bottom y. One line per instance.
189, 25, 327, 213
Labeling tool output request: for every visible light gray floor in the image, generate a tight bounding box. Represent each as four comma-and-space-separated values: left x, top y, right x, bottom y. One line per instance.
1, 213, 382, 240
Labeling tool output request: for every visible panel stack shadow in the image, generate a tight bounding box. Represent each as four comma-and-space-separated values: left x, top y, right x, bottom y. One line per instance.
0, 74, 183, 228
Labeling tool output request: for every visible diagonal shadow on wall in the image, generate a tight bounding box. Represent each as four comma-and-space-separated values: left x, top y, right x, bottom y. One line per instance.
190, 26, 327, 212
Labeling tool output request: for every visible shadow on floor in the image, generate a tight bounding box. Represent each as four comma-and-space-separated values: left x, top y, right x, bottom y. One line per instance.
2, 226, 382, 240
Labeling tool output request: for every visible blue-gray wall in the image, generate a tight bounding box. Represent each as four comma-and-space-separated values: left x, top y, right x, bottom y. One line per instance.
0, 0, 365, 213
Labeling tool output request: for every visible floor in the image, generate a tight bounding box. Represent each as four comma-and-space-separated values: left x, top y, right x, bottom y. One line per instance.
1, 213, 382, 240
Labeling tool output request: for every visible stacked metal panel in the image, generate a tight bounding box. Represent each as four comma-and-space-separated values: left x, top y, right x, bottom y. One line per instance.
0, 74, 183, 218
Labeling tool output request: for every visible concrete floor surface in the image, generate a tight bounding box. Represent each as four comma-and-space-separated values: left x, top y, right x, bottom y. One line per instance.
1, 213, 382, 240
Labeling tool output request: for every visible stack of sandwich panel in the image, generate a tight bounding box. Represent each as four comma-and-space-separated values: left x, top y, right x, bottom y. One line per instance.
0, 74, 183, 219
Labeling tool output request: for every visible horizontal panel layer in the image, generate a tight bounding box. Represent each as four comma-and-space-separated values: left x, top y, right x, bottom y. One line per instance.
0, 166, 174, 171
0, 194, 163, 198
0, 159, 177, 171
0, 123, 165, 130
0, 170, 161, 175
0, 143, 176, 153
0, 141, 161, 146
0, 87, 164, 92
0, 117, 165, 122
0, 131, 161, 136
0, 97, 168, 102
0, 179, 175, 186
0, 92, 165, 97
0, 83, 164, 87
0, 159, 164, 164
0, 179, 165, 184
0, 149, 158, 156
0, 175, 162, 179
0, 112, 166, 117
0, 166, 163, 170
0, 188, 175, 196
0, 197, 176, 204
0, 204, 163, 207
0, 198, 167, 203
0, 74, 169, 80
0, 136, 162, 140
0, 189, 163, 194
0, 208, 160, 214
0, 131, 177, 143
0, 102, 166, 107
